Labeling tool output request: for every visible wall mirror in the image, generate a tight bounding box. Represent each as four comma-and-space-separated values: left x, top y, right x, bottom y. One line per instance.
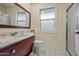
0, 3, 31, 28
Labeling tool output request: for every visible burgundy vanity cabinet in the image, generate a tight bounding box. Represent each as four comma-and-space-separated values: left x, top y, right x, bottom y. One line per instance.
0, 36, 35, 56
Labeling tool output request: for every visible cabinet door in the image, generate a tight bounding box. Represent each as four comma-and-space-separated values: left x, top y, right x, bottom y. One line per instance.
0, 48, 12, 56
0, 36, 35, 56
11, 37, 35, 56
10, 39, 31, 56
0, 39, 30, 56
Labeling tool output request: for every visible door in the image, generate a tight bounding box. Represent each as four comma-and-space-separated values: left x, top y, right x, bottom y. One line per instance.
75, 3, 79, 56
67, 4, 77, 56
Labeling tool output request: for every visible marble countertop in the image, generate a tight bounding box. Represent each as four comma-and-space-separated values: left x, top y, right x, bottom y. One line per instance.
0, 33, 35, 49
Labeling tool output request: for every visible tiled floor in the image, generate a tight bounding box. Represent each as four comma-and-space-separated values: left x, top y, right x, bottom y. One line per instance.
29, 47, 68, 56
30, 42, 68, 56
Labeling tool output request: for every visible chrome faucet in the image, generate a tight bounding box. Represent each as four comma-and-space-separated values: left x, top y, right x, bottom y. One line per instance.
11, 32, 18, 36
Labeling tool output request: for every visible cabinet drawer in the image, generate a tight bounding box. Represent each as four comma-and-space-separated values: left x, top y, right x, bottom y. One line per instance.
0, 40, 31, 56
10, 40, 31, 56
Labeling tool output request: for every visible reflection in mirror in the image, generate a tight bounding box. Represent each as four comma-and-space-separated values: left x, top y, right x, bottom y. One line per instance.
0, 3, 30, 28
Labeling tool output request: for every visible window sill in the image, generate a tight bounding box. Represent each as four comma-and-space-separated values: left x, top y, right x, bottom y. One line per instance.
38, 31, 56, 34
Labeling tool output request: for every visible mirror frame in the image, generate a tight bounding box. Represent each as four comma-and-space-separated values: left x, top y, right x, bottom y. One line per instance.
0, 3, 31, 28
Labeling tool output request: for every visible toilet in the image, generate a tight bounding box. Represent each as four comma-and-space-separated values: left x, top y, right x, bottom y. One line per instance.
33, 40, 45, 56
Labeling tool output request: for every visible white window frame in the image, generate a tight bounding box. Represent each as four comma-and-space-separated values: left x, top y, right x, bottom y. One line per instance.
16, 11, 26, 27
39, 7, 57, 33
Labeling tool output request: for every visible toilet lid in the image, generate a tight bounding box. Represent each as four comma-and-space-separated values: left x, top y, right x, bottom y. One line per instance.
34, 40, 43, 43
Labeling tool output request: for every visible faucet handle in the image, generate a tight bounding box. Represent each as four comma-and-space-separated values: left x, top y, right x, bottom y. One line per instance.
11, 32, 18, 36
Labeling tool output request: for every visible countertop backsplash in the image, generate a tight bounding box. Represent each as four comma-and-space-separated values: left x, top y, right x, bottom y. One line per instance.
0, 28, 35, 38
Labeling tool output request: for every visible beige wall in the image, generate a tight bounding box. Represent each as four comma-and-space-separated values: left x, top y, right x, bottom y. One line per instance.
31, 3, 71, 50
19, 3, 31, 12
0, 6, 5, 14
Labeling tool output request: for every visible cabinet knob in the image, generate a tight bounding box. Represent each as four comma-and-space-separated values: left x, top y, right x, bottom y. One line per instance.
11, 49, 16, 54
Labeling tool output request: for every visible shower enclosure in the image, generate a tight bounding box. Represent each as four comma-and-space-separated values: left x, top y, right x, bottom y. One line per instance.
66, 3, 79, 56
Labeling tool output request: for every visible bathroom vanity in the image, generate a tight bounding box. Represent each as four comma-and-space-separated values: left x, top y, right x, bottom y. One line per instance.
0, 34, 35, 56
0, 3, 34, 56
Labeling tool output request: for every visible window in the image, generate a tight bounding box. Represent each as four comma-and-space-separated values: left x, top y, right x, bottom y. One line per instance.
17, 12, 26, 26
40, 8, 55, 32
